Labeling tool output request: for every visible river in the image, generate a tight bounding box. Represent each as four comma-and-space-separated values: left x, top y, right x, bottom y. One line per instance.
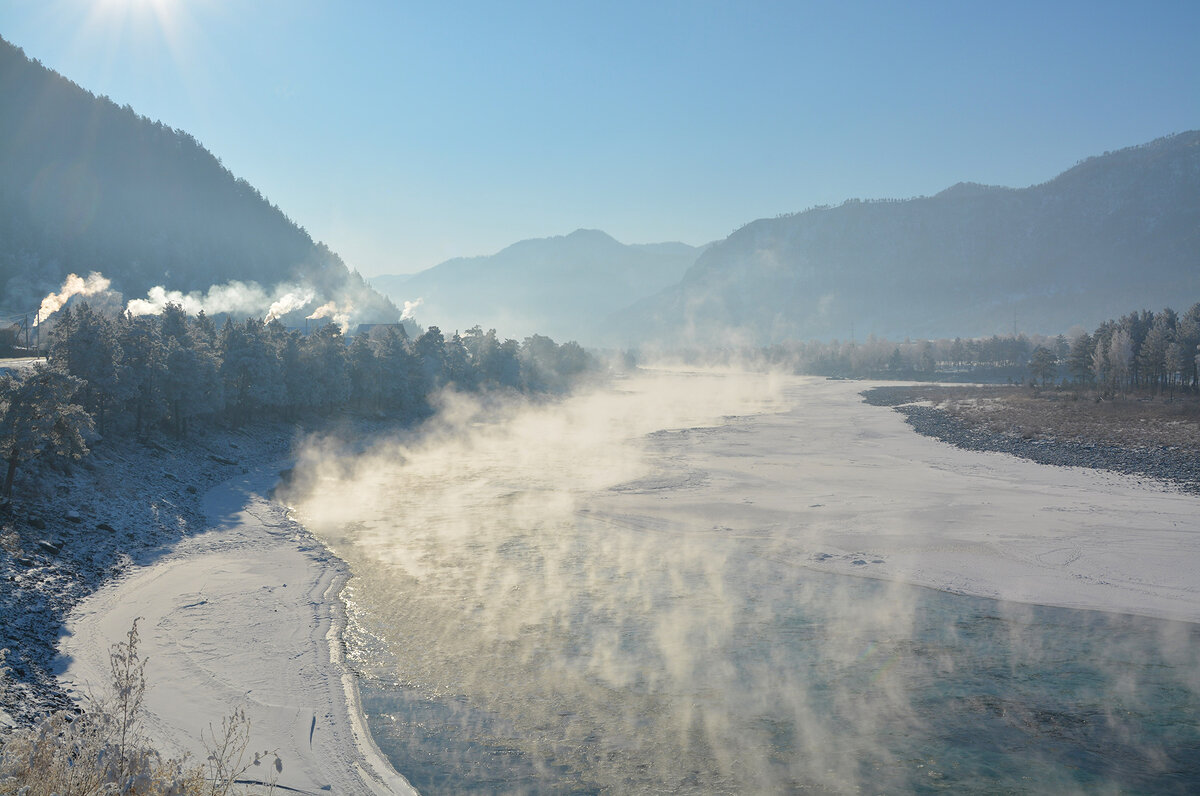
286, 370, 1200, 793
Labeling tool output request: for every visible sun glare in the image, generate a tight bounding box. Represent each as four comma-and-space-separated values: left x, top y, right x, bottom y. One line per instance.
80, 0, 193, 75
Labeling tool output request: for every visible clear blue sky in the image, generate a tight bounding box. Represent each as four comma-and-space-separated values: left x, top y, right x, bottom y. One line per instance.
3, 0, 1198, 277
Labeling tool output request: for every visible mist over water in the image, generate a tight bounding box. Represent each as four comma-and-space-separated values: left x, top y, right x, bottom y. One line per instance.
284, 370, 1200, 794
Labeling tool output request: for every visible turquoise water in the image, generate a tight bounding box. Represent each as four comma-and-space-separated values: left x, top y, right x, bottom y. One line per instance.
350, 553, 1200, 794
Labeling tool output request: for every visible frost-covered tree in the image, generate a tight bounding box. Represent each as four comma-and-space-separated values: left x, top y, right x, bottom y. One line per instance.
1029, 346, 1058, 387
0, 365, 93, 498
277, 330, 308, 418
1067, 332, 1094, 385
347, 332, 381, 413
374, 326, 418, 416
219, 318, 281, 423
163, 334, 221, 437
47, 302, 123, 435
1176, 303, 1200, 391
303, 322, 349, 412
1137, 311, 1175, 394
117, 313, 165, 437
443, 332, 472, 389
1108, 328, 1134, 396
413, 326, 447, 395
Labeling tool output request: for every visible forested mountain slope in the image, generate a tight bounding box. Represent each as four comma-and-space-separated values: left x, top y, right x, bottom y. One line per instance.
370, 229, 701, 343
0, 37, 396, 324
616, 131, 1200, 346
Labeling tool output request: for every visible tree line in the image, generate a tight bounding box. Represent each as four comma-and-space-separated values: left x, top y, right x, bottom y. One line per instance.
0, 303, 595, 497
1029, 304, 1200, 395
766, 302, 1200, 395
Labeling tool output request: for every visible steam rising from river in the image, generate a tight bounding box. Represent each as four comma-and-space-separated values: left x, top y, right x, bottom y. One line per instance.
283, 370, 1200, 792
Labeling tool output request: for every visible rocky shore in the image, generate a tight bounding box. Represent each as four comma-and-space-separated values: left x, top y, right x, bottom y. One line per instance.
862, 385, 1200, 495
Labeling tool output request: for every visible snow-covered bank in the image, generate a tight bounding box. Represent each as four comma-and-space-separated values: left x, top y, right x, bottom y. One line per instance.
57, 469, 415, 795
1, 425, 297, 728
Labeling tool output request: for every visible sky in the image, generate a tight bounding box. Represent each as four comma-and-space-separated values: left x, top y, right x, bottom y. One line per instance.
2, 0, 1199, 278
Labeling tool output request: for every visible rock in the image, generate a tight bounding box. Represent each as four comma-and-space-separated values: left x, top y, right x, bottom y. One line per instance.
186, 485, 198, 494
36, 540, 61, 555
28, 516, 46, 530
64, 510, 82, 523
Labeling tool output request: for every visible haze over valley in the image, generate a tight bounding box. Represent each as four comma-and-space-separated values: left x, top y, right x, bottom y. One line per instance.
1, 3, 1199, 794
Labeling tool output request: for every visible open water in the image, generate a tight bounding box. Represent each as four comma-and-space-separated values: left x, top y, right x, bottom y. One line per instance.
288, 373, 1200, 794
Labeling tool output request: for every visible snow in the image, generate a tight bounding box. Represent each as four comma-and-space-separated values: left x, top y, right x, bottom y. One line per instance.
587, 375, 1200, 623
57, 469, 415, 795
50, 373, 1200, 795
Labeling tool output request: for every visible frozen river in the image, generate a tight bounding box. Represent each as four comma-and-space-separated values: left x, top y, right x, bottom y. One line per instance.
288, 371, 1200, 793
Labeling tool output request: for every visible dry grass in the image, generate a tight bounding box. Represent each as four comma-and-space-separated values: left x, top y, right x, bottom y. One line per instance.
896, 385, 1200, 451
0, 621, 279, 795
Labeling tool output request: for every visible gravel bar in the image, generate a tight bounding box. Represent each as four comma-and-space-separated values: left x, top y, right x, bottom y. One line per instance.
862, 385, 1200, 495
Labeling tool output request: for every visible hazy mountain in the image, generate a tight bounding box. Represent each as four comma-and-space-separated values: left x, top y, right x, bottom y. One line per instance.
370, 229, 702, 343
616, 132, 1200, 347
0, 37, 397, 325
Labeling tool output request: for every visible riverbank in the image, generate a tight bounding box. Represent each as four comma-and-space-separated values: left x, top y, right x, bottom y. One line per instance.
1, 423, 298, 728
57, 468, 414, 794
862, 384, 1200, 494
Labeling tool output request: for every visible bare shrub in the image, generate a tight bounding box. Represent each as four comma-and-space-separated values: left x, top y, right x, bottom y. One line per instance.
0, 621, 279, 795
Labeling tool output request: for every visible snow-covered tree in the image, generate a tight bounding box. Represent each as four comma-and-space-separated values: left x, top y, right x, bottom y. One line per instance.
47, 302, 123, 435
0, 365, 93, 498
117, 313, 165, 437
303, 322, 348, 412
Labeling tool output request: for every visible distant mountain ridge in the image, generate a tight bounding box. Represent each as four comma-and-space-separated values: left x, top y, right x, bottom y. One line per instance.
616, 131, 1200, 346
371, 229, 702, 343
0, 37, 397, 325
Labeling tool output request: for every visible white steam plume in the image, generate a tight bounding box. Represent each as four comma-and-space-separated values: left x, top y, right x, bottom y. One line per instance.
307, 300, 353, 333
401, 297, 423, 321
126, 281, 316, 321
35, 272, 113, 324
265, 287, 317, 322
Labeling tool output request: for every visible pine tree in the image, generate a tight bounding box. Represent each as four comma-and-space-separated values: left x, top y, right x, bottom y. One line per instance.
1029, 346, 1058, 387
304, 322, 348, 412
0, 365, 93, 498
1067, 332, 1094, 385
117, 313, 165, 437
47, 302, 123, 436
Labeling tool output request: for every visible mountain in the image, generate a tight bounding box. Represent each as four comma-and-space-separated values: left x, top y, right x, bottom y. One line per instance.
616, 132, 1200, 347
0, 37, 397, 326
369, 229, 702, 343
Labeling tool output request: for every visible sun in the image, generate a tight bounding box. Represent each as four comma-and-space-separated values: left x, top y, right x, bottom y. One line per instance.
81, 0, 192, 67
96, 0, 184, 30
